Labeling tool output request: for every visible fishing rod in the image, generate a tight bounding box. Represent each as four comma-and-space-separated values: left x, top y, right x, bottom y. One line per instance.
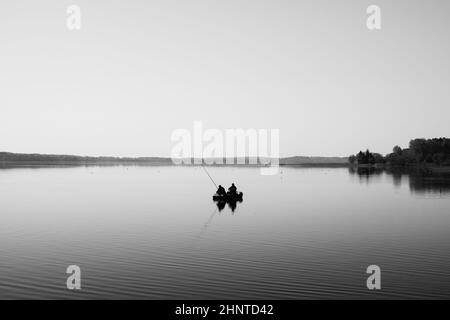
201, 163, 218, 189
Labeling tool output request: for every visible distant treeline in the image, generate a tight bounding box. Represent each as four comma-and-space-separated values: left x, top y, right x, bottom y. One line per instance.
0, 152, 348, 165
349, 138, 450, 166
0, 152, 172, 164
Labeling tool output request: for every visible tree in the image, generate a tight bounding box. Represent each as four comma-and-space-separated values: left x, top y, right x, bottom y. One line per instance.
393, 145, 402, 155
373, 153, 385, 164
348, 155, 356, 164
356, 151, 367, 164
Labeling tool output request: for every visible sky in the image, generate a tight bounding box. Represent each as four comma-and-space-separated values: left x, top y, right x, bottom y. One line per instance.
1, 0, 449, 157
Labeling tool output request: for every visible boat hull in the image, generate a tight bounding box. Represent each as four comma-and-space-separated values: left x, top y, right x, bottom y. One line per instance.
212, 192, 243, 201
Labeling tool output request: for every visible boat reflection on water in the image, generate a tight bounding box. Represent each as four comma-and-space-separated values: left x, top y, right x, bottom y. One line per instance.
213, 197, 243, 212
212, 190, 244, 213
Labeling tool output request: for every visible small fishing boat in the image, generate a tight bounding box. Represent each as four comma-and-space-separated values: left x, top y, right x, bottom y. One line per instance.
212, 192, 243, 201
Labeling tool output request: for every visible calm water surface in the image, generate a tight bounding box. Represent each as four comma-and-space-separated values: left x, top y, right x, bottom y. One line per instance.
1, 165, 450, 299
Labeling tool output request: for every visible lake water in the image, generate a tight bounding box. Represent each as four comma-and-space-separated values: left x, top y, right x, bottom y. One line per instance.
1, 165, 450, 299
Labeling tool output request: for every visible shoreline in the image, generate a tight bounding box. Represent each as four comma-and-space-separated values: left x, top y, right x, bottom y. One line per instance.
2, 161, 450, 173
351, 163, 450, 174
0, 161, 349, 168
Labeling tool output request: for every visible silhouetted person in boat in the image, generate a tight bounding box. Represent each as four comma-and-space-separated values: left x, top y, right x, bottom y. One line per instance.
228, 183, 237, 195
216, 185, 226, 196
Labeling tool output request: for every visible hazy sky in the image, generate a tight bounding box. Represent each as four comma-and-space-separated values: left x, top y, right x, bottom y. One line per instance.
1, 0, 449, 157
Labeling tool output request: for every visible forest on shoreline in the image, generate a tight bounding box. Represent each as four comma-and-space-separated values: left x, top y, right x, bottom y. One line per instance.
349, 138, 450, 167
